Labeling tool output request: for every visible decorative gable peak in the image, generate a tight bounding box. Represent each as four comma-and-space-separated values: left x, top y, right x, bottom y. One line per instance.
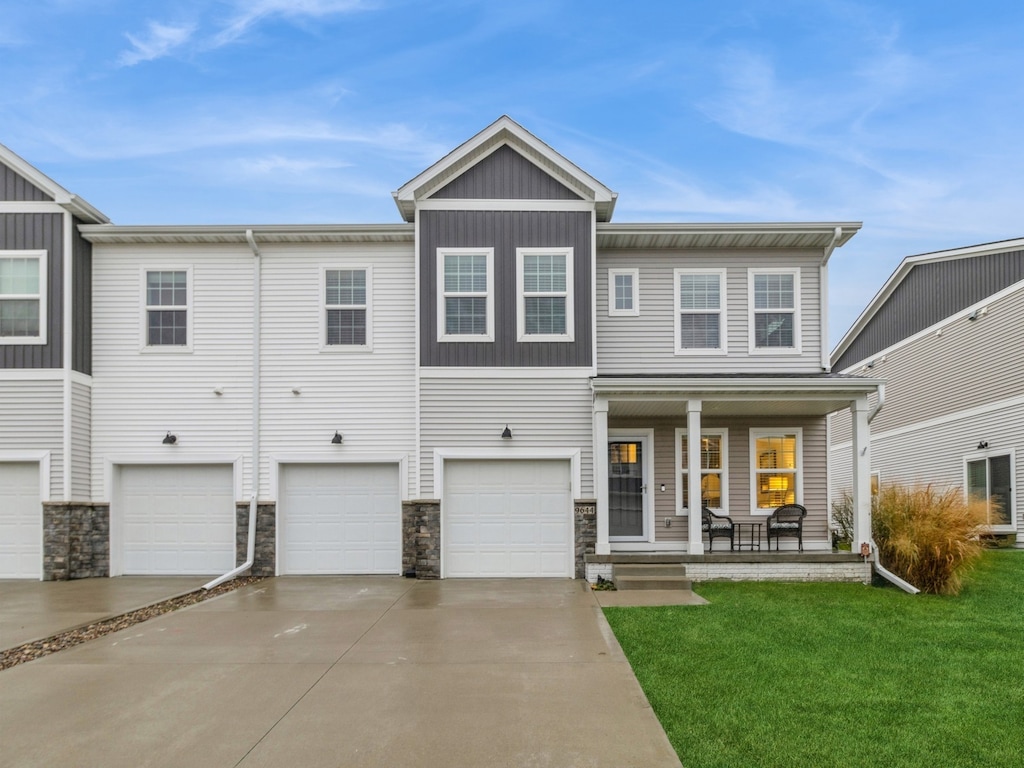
0, 141, 109, 223
393, 116, 616, 223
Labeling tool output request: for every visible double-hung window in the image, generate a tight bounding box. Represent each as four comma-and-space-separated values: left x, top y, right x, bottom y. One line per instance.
323, 267, 370, 349
608, 268, 639, 316
675, 269, 725, 353
144, 269, 190, 349
676, 429, 728, 512
966, 453, 1014, 529
517, 248, 574, 341
0, 251, 46, 344
751, 429, 802, 511
749, 268, 800, 352
438, 248, 494, 341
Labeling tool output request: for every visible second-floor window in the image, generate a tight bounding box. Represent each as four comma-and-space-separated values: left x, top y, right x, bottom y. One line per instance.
517, 248, 574, 341
324, 268, 370, 348
145, 269, 190, 349
438, 248, 494, 341
0, 251, 46, 344
675, 269, 725, 353
750, 268, 800, 352
608, 268, 639, 316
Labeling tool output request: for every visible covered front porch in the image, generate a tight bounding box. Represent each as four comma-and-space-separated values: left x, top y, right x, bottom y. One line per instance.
588, 375, 882, 582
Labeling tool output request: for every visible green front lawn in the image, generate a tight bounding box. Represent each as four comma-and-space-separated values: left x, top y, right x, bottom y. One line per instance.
603, 551, 1024, 768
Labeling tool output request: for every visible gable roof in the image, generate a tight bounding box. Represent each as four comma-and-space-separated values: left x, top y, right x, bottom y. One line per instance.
393, 116, 616, 222
831, 237, 1024, 369
0, 141, 109, 224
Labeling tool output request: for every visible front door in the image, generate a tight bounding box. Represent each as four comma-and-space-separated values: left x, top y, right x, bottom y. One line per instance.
609, 439, 646, 539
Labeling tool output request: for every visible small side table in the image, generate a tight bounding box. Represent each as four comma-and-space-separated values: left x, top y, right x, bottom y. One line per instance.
733, 522, 762, 551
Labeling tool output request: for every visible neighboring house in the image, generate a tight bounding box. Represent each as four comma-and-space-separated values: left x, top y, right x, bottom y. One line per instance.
830, 239, 1024, 546
1, 117, 880, 582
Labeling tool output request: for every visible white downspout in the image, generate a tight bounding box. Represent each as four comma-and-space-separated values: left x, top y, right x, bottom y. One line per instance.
204, 230, 261, 589
868, 382, 885, 424
820, 227, 841, 372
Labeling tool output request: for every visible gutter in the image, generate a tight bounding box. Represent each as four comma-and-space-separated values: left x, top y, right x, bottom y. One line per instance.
203, 229, 262, 589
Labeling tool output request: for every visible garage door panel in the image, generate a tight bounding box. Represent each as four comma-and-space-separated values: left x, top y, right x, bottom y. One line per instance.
280, 463, 400, 575
119, 464, 235, 575
444, 459, 572, 578
0, 462, 41, 578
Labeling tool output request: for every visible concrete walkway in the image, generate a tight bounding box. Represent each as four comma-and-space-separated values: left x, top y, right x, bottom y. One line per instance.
0, 576, 211, 648
0, 577, 683, 768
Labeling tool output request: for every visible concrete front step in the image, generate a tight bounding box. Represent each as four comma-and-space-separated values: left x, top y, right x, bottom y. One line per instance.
612, 563, 691, 591
612, 574, 694, 591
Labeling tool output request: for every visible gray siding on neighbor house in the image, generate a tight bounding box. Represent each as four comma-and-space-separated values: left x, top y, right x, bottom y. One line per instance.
834, 250, 1024, 370
0, 212, 63, 368
419, 209, 592, 367
1, 161, 53, 201
430, 145, 582, 201
72, 221, 92, 375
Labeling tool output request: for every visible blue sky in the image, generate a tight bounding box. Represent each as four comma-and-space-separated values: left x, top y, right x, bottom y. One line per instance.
2, 0, 1022, 348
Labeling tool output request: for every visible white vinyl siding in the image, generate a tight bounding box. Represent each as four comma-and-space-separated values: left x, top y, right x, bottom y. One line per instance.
608, 268, 639, 316
322, 266, 371, 350
419, 374, 592, 499
596, 250, 823, 374
0, 379, 62, 498
93, 245, 255, 497
438, 248, 494, 341
0, 250, 46, 344
143, 268, 192, 350
675, 268, 726, 354
0, 462, 42, 578
517, 248, 574, 341
749, 268, 801, 353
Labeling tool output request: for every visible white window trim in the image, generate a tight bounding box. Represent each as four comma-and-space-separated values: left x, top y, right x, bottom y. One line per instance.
320, 265, 372, 352
608, 268, 639, 317
674, 428, 729, 515
437, 247, 494, 342
140, 266, 193, 353
0, 250, 47, 345
963, 449, 1016, 533
749, 427, 804, 514
674, 268, 727, 355
516, 247, 574, 342
747, 267, 801, 354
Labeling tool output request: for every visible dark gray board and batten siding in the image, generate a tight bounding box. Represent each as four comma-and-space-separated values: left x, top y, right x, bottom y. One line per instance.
834, 250, 1024, 371
420, 209, 593, 367
1, 161, 53, 202
431, 145, 583, 201
0, 212, 64, 369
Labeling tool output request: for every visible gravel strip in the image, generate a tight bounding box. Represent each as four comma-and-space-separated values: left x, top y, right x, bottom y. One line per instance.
0, 576, 265, 672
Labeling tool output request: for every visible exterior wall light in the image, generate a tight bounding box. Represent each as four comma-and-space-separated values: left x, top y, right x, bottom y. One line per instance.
501, 425, 512, 440
978, 441, 989, 450
331, 431, 344, 444
162, 432, 178, 445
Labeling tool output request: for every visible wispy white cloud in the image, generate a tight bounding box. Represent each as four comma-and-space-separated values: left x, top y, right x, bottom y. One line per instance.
119, 21, 196, 66
212, 0, 370, 48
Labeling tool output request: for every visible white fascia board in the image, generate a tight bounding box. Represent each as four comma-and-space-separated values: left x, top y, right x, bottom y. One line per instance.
393, 116, 614, 219
0, 142, 108, 223
831, 237, 1024, 364
78, 223, 415, 245
590, 376, 883, 398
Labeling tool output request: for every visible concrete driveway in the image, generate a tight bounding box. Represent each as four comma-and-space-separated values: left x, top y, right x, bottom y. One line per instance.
0, 576, 211, 648
0, 577, 682, 768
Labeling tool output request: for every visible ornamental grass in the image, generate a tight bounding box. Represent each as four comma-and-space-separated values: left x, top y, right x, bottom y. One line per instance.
873, 483, 991, 595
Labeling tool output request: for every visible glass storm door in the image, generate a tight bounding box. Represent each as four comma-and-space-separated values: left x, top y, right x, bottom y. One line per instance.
609, 441, 645, 538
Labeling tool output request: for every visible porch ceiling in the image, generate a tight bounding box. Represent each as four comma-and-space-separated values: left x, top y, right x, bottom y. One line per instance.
607, 397, 854, 419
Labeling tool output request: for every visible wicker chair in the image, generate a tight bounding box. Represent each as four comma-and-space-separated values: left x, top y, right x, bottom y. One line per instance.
701, 506, 735, 551
766, 503, 807, 552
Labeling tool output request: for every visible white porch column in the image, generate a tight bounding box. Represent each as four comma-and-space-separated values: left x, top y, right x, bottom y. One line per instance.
594, 396, 611, 555
851, 396, 872, 554
687, 399, 704, 555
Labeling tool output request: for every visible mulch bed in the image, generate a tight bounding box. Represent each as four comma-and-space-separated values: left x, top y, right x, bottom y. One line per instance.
0, 575, 265, 672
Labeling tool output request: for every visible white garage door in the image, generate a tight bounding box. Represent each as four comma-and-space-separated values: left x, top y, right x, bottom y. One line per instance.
279, 463, 401, 575
119, 464, 235, 575
444, 459, 572, 578
0, 462, 41, 579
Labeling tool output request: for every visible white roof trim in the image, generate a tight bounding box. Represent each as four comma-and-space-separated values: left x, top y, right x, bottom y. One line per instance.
392, 116, 615, 222
591, 376, 882, 397
831, 236, 1024, 363
0, 142, 109, 223
79, 223, 414, 245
